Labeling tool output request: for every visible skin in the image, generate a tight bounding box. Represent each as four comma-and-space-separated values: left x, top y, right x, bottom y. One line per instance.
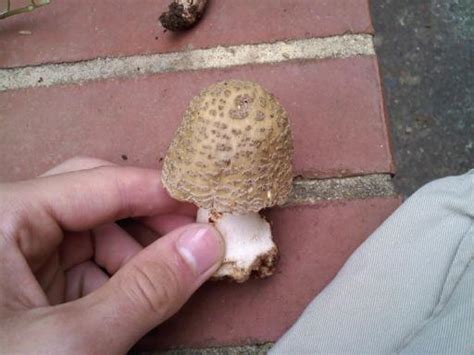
0, 157, 225, 354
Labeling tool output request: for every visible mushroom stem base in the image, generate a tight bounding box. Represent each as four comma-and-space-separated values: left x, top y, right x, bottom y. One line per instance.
197, 209, 278, 283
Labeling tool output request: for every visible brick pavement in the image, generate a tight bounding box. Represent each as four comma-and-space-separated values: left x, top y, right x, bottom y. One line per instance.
0, 0, 399, 351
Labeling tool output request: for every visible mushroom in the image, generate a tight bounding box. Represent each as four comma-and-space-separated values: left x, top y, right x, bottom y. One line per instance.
159, 0, 208, 32
162, 80, 293, 282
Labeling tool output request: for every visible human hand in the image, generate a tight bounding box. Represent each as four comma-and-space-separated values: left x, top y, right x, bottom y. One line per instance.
0, 157, 224, 354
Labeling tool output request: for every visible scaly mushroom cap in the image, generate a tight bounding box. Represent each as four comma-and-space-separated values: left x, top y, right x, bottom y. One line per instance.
162, 80, 293, 214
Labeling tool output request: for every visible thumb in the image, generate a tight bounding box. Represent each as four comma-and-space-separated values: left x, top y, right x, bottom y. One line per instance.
68, 224, 224, 352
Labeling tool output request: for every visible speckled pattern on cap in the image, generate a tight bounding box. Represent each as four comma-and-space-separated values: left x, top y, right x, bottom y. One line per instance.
162, 80, 293, 214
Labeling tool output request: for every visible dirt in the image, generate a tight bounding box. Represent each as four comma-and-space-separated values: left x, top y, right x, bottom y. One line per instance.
159, 2, 201, 32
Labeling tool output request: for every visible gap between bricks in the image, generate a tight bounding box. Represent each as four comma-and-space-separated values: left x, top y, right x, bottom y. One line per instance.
0, 34, 374, 91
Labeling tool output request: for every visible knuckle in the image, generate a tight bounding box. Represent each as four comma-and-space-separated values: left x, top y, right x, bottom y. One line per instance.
108, 166, 134, 217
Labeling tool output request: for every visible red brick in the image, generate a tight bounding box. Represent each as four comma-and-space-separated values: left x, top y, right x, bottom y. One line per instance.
131, 197, 401, 349
0, 0, 373, 68
0, 57, 393, 182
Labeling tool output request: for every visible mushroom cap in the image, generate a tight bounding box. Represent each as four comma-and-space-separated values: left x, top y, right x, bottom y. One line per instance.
161, 80, 293, 214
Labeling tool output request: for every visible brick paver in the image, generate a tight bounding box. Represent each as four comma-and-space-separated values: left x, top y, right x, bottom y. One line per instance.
0, 0, 373, 68
0, 57, 392, 182
135, 197, 401, 349
0, 0, 398, 350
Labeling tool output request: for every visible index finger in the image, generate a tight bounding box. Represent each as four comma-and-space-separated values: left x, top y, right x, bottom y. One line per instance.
2, 165, 181, 233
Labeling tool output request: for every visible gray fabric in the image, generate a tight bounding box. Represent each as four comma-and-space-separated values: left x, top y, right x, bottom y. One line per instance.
271, 170, 474, 354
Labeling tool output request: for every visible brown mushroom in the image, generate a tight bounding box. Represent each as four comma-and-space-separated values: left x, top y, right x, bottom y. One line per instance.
162, 80, 293, 282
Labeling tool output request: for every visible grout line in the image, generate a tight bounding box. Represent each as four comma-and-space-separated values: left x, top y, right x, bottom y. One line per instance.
134, 343, 274, 355
0, 34, 374, 92
286, 173, 397, 205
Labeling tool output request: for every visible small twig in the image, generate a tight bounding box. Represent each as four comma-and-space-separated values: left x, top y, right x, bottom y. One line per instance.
0, 0, 50, 20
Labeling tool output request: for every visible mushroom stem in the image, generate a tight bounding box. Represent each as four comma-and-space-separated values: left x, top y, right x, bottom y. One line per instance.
197, 209, 279, 283
159, 0, 208, 31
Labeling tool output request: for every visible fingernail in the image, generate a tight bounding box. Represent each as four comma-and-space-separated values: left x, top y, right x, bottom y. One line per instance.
177, 226, 223, 275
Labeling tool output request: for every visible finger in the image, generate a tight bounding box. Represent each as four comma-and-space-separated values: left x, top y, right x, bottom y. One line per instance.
118, 219, 160, 247
41, 156, 115, 176
29, 166, 180, 229
93, 223, 142, 274
1, 166, 181, 269
172, 202, 199, 217
65, 261, 109, 302
120, 213, 197, 247
140, 214, 196, 236
41, 157, 196, 221
35, 252, 61, 292
45, 268, 66, 305
0, 240, 49, 310
59, 231, 94, 270
63, 224, 224, 351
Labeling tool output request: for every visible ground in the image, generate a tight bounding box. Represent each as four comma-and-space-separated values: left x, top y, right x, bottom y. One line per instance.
0, 0, 471, 353
371, 0, 473, 196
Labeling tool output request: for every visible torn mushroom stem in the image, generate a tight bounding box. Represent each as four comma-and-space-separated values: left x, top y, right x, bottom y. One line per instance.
159, 0, 208, 31
197, 208, 278, 283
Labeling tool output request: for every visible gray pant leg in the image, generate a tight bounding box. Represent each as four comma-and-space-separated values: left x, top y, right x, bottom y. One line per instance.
270, 170, 474, 354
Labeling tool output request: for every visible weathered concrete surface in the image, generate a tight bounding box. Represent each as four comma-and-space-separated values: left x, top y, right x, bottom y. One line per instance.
371, 0, 473, 196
